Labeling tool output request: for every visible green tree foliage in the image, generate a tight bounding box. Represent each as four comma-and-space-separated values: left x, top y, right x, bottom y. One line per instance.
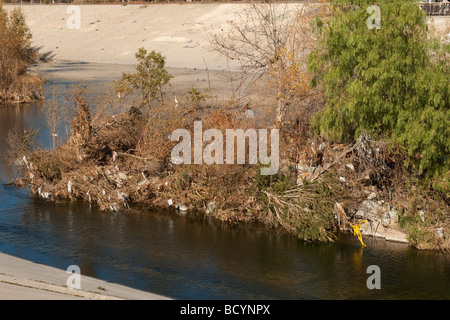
308, 0, 449, 179
0, 5, 39, 102
114, 48, 173, 106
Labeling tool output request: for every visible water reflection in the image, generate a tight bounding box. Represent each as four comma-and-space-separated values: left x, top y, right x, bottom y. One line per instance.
0, 82, 449, 300
0, 103, 48, 182
1, 188, 449, 300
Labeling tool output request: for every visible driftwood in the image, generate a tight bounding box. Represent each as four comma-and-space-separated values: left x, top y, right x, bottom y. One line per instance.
335, 202, 350, 231
306, 131, 384, 183
306, 144, 357, 182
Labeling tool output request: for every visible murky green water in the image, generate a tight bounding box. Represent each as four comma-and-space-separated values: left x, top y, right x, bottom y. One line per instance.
0, 65, 449, 300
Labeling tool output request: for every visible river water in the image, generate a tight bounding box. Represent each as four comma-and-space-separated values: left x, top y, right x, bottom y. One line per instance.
0, 64, 449, 300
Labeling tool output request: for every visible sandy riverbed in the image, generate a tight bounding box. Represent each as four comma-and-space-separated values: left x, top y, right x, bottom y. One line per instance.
4, 3, 447, 72
31, 60, 246, 105
4, 3, 267, 70
5, 3, 448, 106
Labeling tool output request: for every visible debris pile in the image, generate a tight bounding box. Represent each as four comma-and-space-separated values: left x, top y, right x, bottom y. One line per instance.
15, 104, 166, 211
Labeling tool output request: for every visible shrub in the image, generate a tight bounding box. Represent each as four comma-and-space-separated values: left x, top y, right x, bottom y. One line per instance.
255, 168, 344, 242
308, 0, 449, 179
0, 5, 42, 102
37, 154, 64, 182
113, 48, 173, 107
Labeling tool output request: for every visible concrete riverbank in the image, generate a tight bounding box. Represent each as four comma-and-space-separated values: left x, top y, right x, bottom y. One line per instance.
3, 3, 447, 72
0, 252, 170, 300
4, 3, 255, 70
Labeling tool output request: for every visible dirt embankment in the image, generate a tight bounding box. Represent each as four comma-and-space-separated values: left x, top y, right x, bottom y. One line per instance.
4, 3, 254, 70
4, 4, 448, 71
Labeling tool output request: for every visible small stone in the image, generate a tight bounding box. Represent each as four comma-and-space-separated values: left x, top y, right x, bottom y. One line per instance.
117, 172, 127, 181
385, 228, 408, 243
367, 192, 377, 200
244, 109, 255, 119
318, 142, 326, 152
206, 202, 216, 214
419, 210, 425, 222
176, 203, 188, 212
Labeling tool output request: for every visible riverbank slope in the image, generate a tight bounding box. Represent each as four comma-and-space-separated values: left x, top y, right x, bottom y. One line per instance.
5, 3, 252, 70
0, 252, 170, 299
3, 3, 447, 72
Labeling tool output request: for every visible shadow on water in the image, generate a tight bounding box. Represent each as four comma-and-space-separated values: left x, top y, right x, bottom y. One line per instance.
1, 188, 449, 300
0, 74, 449, 300
0, 103, 49, 183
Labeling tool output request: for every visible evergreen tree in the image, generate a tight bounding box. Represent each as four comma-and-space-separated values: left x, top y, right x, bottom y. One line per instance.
0, 5, 39, 102
114, 48, 173, 106
308, 0, 449, 179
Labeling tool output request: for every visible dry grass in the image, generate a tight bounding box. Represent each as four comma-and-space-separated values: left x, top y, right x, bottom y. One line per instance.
5, 2, 448, 248
8, 80, 449, 249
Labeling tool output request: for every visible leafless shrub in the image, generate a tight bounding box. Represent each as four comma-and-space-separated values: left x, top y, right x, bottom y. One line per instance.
207, 1, 330, 126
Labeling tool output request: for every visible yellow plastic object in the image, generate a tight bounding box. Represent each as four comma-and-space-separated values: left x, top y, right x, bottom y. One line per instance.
350, 220, 369, 247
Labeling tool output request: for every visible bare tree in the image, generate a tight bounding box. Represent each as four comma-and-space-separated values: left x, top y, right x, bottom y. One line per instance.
208, 3, 295, 125
209, 3, 293, 74
39, 85, 72, 150
208, 1, 329, 126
